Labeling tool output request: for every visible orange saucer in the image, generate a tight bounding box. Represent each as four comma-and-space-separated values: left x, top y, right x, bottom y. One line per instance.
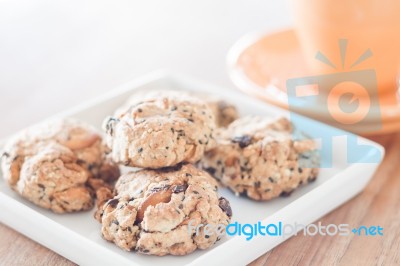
227, 29, 400, 136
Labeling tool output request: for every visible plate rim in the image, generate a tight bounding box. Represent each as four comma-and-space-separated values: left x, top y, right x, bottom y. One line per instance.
226, 28, 400, 134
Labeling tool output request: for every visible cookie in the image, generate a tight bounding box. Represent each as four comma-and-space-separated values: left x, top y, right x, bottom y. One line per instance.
198, 116, 319, 201
98, 164, 232, 256
103, 91, 217, 169
116, 90, 239, 128
0, 118, 120, 213
201, 97, 239, 127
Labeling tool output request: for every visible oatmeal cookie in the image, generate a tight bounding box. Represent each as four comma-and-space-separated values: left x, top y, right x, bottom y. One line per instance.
205, 98, 239, 127
103, 92, 217, 169
116, 90, 239, 128
0, 118, 120, 213
98, 164, 232, 256
198, 116, 319, 201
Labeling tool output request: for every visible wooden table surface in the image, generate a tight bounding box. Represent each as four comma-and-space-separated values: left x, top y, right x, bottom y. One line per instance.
1, 133, 399, 265
3, 1, 398, 265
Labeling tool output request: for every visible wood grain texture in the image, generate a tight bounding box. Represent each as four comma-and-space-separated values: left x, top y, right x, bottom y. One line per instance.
0, 134, 399, 266
250, 134, 400, 266
0, 223, 75, 266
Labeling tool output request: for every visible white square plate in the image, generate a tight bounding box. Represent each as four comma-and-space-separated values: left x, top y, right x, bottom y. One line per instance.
0, 71, 384, 266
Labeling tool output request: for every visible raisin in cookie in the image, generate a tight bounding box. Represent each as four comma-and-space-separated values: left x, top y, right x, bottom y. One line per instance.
116, 90, 239, 128
103, 92, 217, 169
0, 118, 120, 213
198, 116, 319, 201
98, 164, 232, 256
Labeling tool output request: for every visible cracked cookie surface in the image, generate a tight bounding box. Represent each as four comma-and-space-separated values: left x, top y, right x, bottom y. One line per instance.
198, 116, 320, 201
103, 91, 217, 169
1, 118, 120, 213
117, 90, 239, 128
99, 164, 232, 256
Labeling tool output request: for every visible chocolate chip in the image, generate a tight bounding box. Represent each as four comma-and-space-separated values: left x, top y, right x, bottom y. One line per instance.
87, 163, 97, 171
240, 166, 249, 172
239, 189, 248, 197
232, 135, 252, 148
38, 184, 45, 190
138, 147, 143, 153
204, 167, 216, 176
308, 176, 317, 182
1, 152, 9, 158
177, 130, 186, 137
172, 184, 188, 193
171, 106, 177, 111
280, 190, 293, 197
268, 177, 275, 183
298, 167, 303, 173
178, 204, 183, 209
112, 220, 119, 225
218, 197, 232, 217
137, 108, 142, 113
185, 173, 192, 177
106, 198, 119, 208
158, 163, 184, 173
254, 181, 261, 188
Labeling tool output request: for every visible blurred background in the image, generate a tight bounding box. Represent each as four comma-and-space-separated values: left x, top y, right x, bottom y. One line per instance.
0, 0, 291, 138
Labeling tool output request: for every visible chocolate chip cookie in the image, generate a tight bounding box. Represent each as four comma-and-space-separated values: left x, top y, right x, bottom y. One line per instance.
103, 91, 217, 169
201, 97, 239, 127
115, 90, 239, 128
0, 118, 120, 213
98, 164, 232, 256
198, 116, 319, 201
